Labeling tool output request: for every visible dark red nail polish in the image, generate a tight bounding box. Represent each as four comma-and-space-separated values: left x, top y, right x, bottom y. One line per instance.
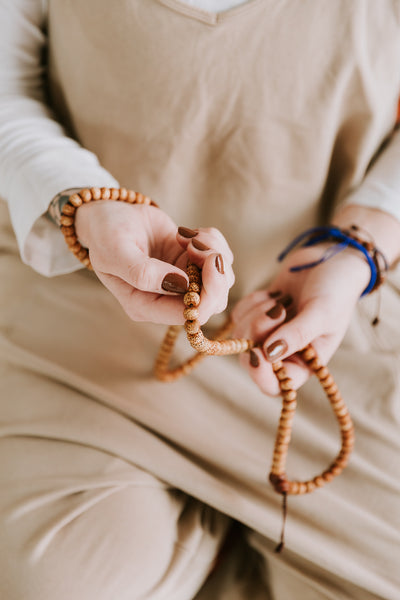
161, 273, 188, 294
215, 254, 224, 274
249, 349, 260, 367
192, 239, 210, 251
266, 303, 284, 319
265, 339, 288, 362
178, 226, 198, 238
278, 294, 293, 308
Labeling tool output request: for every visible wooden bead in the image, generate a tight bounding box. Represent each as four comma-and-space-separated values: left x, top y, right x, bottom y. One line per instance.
61, 225, 75, 236
188, 282, 201, 293
77, 248, 88, 260
316, 366, 329, 380
127, 190, 137, 203
60, 215, 74, 227
183, 307, 199, 320
301, 346, 316, 361
313, 476, 325, 488
306, 481, 316, 493
101, 187, 111, 200
321, 375, 334, 388
118, 187, 128, 201
184, 292, 200, 307
279, 378, 294, 391
80, 188, 92, 202
65, 235, 78, 247
184, 320, 201, 335
90, 187, 102, 200
110, 188, 120, 200
69, 193, 83, 207
61, 203, 76, 216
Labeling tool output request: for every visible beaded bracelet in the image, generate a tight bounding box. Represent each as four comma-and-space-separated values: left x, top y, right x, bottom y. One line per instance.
59, 187, 158, 269
277, 225, 388, 296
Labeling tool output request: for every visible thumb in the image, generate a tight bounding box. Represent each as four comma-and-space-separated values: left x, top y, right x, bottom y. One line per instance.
102, 246, 189, 295
262, 304, 323, 363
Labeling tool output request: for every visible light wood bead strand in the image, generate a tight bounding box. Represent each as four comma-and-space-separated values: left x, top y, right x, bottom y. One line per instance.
269, 345, 355, 495
155, 264, 354, 498
60, 187, 158, 269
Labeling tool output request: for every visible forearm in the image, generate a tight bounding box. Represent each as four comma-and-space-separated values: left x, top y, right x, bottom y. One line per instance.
0, 0, 118, 276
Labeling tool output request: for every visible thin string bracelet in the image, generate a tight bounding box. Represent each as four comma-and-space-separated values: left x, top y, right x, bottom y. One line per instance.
277, 225, 388, 296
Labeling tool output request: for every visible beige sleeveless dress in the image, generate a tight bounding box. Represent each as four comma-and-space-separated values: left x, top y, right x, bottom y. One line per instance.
1, 1, 400, 598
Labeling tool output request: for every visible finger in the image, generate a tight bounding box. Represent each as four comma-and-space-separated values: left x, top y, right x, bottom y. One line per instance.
241, 349, 313, 395
93, 245, 189, 295
231, 288, 291, 326
230, 290, 270, 325
262, 302, 324, 363
239, 348, 281, 396
233, 298, 287, 343
179, 226, 234, 265
195, 252, 235, 324
96, 272, 187, 325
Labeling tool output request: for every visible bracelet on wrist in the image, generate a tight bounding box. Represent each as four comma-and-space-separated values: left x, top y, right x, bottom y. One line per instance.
277, 224, 388, 297
59, 187, 158, 269
47, 188, 83, 226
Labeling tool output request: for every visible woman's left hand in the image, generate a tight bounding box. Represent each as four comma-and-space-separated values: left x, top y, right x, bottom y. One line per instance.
231, 243, 371, 395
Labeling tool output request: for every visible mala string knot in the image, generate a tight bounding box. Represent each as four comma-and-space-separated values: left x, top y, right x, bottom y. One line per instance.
154, 262, 355, 552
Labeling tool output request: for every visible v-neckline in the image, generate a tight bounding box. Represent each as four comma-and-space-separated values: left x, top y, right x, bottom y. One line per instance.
156, 0, 266, 25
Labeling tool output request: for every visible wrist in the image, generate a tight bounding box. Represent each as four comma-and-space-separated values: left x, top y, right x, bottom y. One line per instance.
47, 187, 84, 226
332, 205, 400, 267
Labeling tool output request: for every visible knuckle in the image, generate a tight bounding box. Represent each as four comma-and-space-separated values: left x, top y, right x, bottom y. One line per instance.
127, 261, 153, 290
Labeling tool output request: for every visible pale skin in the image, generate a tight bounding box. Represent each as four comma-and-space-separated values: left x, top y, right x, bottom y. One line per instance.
75, 200, 400, 395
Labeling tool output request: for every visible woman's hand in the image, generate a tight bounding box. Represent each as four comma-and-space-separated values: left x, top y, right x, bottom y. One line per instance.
75, 201, 234, 325
231, 243, 371, 395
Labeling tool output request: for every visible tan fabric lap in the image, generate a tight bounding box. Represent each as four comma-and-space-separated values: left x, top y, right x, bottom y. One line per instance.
1, 208, 400, 598
0, 429, 228, 600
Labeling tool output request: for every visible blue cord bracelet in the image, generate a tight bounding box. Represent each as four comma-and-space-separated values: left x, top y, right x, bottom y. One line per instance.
277, 226, 384, 297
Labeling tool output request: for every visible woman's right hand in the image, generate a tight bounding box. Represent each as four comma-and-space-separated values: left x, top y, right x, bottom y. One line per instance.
74, 200, 234, 325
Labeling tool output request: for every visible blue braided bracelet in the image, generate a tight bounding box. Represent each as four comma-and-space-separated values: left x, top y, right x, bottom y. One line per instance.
278, 226, 388, 297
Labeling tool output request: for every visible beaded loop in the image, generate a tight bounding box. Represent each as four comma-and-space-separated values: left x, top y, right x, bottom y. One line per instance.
60, 187, 158, 269
155, 263, 355, 497
269, 348, 355, 495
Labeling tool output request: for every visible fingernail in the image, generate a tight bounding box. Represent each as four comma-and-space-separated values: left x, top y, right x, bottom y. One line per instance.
178, 226, 198, 238
249, 349, 260, 367
285, 308, 296, 323
278, 294, 293, 308
192, 239, 210, 251
265, 339, 288, 362
266, 303, 284, 319
215, 254, 224, 274
161, 273, 188, 294
269, 290, 282, 298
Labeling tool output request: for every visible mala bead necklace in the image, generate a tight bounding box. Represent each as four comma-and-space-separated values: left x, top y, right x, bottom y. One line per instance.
154, 262, 355, 552
60, 187, 355, 552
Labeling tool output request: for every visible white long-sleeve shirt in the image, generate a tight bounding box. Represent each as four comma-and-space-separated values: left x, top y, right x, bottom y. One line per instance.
1, 0, 400, 276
